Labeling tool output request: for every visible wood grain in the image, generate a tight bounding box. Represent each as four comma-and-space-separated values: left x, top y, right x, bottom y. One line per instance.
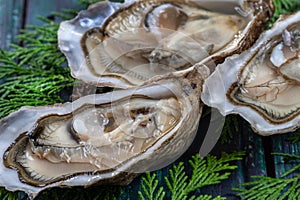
0, 0, 25, 50
199, 115, 268, 198
272, 133, 300, 178
1, 0, 299, 199
25, 0, 82, 26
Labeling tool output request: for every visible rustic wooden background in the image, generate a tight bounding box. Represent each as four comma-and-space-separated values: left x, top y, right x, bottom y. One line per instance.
0, 0, 299, 199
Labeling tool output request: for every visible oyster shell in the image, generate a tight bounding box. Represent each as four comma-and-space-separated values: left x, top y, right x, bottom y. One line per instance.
201, 11, 300, 135
58, 0, 273, 88
0, 68, 205, 197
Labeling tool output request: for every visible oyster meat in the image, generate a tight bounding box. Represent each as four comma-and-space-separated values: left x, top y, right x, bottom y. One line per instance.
0, 69, 205, 197
202, 11, 300, 135
0, 0, 277, 197
58, 0, 273, 88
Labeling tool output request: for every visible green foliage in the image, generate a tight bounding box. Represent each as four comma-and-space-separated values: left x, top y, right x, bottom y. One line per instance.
0, 16, 75, 119
234, 153, 300, 200
236, 175, 300, 200
287, 131, 300, 143
234, 1, 300, 197
273, 153, 300, 163
0, 189, 19, 200
0, 10, 76, 200
271, 0, 300, 24
138, 152, 245, 200
189, 195, 226, 200
0, 0, 299, 200
138, 173, 165, 200
10, 19, 64, 67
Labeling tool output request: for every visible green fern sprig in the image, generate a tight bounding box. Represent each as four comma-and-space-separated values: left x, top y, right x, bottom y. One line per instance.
139, 152, 245, 200
165, 162, 188, 200
0, 15, 75, 119
234, 153, 300, 200
189, 195, 226, 200
186, 152, 243, 190
235, 175, 300, 200
0, 55, 74, 118
11, 18, 66, 67
138, 172, 165, 200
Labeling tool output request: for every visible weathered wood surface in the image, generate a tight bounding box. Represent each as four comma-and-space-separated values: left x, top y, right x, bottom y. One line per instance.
0, 0, 25, 50
272, 133, 300, 177
25, 0, 82, 26
0, 0, 299, 199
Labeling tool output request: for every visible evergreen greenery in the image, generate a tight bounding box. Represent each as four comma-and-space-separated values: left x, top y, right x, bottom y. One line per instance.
287, 131, 300, 143
232, 1, 300, 198
234, 154, 300, 200
271, 0, 300, 24
138, 152, 244, 200
0, 16, 74, 119
0, 0, 299, 200
0, 7, 76, 200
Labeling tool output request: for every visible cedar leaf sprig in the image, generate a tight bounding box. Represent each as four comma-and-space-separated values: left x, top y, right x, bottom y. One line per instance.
0, 16, 75, 119
234, 153, 300, 200
138, 152, 245, 200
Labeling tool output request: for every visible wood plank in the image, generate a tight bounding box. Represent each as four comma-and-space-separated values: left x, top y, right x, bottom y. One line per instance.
198, 114, 268, 198
3, 0, 296, 199
25, 0, 83, 26
0, 0, 25, 50
272, 132, 300, 178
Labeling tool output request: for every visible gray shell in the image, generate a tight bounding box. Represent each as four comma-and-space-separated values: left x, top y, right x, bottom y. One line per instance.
202, 11, 300, 135
58, 0, 273, 88
0, 75, 203, 198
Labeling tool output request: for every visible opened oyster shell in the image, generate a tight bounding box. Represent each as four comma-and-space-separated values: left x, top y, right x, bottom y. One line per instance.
0, 68, 205, 197
58, 0, 273, 88
0, 0, 276, 197
202, 11, 300, 135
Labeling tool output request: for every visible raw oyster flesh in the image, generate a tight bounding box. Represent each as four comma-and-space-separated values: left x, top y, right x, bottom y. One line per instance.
0, 76, 202, 195
0, 0, 276, 197
202, 11, 300, 135
58, 0, 273, 88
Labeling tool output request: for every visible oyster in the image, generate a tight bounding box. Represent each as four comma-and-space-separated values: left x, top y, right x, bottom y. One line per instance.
58, 0, 273, 88
0, 68, 206, 197
0, 0, 276, 197
201, 11, 300, 135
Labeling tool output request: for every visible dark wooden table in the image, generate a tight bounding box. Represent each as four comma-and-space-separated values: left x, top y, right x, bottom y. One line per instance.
0, 0, 299, 199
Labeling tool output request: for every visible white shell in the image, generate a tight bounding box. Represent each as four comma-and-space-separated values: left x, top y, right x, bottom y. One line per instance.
201, 11, 300, 135
0, 76, 202, 198
0, 0, 275, 197
58, 0, 273, 88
